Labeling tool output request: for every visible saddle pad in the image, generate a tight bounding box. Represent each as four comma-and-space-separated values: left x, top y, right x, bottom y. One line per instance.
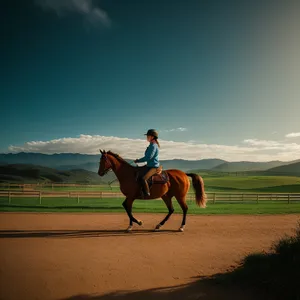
150, 171, 169, 184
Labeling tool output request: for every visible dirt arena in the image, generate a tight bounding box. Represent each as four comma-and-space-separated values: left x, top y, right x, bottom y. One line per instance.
1, 213, 299, 300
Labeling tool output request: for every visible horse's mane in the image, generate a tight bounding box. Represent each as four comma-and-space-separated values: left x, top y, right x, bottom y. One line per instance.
106, 151, 133, 167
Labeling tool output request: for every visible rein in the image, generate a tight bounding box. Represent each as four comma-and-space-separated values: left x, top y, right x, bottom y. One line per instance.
100, 151, 138, 184
101, 154, 113, 175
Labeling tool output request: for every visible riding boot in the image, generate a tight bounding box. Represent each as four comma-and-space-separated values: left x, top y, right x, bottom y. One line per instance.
141, 179, 150, 197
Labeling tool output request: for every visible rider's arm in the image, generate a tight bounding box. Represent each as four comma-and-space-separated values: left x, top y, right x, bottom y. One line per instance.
136, 143, 157, 163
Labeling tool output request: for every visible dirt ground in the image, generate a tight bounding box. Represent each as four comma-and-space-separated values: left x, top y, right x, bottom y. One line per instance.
0, 213, 299, 300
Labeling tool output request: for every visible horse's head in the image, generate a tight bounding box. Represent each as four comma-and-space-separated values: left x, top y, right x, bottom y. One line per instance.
98, 150, 112, 176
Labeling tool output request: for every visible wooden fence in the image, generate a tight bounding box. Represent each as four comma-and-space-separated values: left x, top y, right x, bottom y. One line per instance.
1, 190, 300, 205
0, 183, 118, 190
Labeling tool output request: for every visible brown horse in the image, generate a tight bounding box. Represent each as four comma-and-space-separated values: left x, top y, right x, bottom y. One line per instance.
98, 150, 206, 232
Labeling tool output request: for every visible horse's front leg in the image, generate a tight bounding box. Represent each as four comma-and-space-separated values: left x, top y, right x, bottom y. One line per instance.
122, 198, 143, 232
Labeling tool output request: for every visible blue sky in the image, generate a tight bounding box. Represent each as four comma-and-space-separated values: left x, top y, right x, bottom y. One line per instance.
1, 0, 300, 161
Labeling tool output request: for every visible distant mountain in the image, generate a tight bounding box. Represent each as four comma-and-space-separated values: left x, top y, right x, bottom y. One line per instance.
211, 161, 287, 172
0, 152, 99, 168
0, 164, 112, 184
267, 162, 300, 175
0, 152, 299, 174
159, 159, 227, 172
0, 152, 226, 172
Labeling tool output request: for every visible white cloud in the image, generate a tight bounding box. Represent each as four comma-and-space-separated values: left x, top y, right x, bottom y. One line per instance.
242, 139, 300, 162
6, 134, 300, 162
244, 139, 300, 151
164, 127, 187, 133
187, 140, 197, 144
243, 139, 282, 149
286, 132, 300, 138
35, 0, 111, 27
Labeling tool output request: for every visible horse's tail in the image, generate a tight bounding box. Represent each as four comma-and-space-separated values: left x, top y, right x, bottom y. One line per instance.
186, 173, 207, 208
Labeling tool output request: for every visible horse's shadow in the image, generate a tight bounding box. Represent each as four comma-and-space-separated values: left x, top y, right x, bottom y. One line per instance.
58, 276, 258, 300
0, 228, 180, 239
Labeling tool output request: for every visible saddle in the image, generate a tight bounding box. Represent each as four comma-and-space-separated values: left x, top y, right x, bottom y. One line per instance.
151, 167, 169, 185
136, 165, 169, 186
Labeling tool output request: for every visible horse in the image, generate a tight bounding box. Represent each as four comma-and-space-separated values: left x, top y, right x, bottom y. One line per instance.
98, 150, 207, 232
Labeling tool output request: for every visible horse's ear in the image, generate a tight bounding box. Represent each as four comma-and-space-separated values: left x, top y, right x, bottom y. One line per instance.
99, 149, 103, 154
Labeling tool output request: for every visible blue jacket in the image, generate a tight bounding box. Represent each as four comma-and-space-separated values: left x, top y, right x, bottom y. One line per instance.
136, 142, 160, 167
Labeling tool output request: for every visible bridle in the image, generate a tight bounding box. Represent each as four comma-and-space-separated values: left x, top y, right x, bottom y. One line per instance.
99, 150, 136, 177
100, 152, 113, 175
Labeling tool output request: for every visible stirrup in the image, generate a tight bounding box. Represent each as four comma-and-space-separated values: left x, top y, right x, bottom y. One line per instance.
140, 188, 150, 198
141, 180, 150, 197
141, 190, 150, 197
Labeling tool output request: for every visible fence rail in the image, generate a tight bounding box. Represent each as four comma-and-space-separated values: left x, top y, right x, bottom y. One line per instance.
1, 190, 300, 205
0, 183, 118, 189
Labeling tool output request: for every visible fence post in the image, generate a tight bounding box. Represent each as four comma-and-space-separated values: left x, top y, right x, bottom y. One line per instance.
256, 194, 259, 204
288, 194, 290, 204
69, 192, 71, 198
8, 191, 11, 204
213, 193, 216, 204
100, 192, 102, 200
77, 194, 80, 204
242, 194, 244, 202
39, 191, 42, 205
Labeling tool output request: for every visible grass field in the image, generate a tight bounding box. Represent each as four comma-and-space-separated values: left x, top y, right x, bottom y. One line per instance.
1, 196, 300, 214
2, 175, 300, 193
202, 175, 300, 192
1, 175, 300, 214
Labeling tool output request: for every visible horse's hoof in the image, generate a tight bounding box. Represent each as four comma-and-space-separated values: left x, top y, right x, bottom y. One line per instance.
179, 226, 185, 232
125, 226, 133, 233
138, 220, 143, 226
154, 224, 161, 231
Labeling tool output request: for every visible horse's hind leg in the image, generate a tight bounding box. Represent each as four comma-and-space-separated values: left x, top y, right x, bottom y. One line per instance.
175, 196, 188, 232
122, 198, 143, 232
155, 195, 174, 231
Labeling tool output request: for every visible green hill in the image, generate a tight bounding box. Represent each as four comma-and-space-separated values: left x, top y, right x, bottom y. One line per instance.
267, 161, 300, 175
211, 161, 286, 172
56, 162, 100, 173
0, 164, 113, 184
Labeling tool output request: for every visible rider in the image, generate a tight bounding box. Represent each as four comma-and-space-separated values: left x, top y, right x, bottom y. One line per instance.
134, 129, 160, 197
